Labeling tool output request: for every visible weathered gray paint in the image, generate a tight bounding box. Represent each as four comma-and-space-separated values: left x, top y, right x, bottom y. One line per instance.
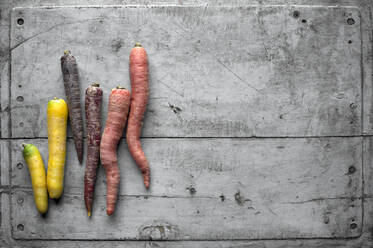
10, 6, 362, 138
11, 190, 361, 240
1, 0, 373, 247
0, 140, 10, 188
11, 138, 362, 199
10, 137, 362, 239
364, 137, 373, 199
0, 1, 11, 139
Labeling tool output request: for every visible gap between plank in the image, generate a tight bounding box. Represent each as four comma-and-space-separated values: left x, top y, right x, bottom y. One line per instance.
0, 134, 370, 140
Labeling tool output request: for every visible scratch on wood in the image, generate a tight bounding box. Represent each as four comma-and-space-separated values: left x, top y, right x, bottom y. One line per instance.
267, 206, 278, 216
158, 79, 184, 97
10, 18, 100, 51
213, 56, 262, 94
283, 196, 359, 204
203, 4, 209, 16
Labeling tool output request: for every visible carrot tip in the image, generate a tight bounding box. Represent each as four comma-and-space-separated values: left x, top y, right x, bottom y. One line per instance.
87, 211, 91, 217
144, 176, 150, 189
134, 42, 142, 47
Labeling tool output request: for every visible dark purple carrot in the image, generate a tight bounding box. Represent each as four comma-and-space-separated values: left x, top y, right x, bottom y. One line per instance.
84, 83, 103, 217
61, 50, 84, 163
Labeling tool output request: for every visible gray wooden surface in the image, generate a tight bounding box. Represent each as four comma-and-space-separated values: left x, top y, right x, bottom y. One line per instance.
10, 5, 362, 138
10, 138, 362, 239
1, 0, 373, 247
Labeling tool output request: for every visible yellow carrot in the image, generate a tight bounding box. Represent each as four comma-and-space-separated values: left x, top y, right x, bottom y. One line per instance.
22, 143, 48, 214
47, 98, 68, 199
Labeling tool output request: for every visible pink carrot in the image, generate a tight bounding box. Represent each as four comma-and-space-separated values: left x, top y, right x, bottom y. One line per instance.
127, 42, 150, 188
100, 87, 130, 216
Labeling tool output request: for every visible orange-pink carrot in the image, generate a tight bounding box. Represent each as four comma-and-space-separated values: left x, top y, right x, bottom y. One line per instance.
100, 87, 130, 216
127, 42, 150, 188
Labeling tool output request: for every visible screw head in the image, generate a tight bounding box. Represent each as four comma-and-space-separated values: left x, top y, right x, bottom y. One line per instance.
17, 18, 24, 25
16, 163, 23, 169
17, 198, 24, 204
350, 223, 357, 229
348, 166, 356, 174
17, 224, 24, 231
349, 103, 357, 109
292, 10, 300, 18
347, 18, 355, 25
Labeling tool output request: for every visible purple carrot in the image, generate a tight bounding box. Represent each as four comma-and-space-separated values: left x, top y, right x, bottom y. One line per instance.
84, 83, 103, 217
61, 50, 84, 163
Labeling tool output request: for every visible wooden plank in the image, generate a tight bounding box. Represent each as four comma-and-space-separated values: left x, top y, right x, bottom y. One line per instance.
12, 0, 177, 6
361, 1, 373, 135
0, 1, 11, 138
8, 240, 145, 248
145, 240, 364, 248
9, 186, 373, 248
3, 0, 372, 246
10, 6, 362, 138
0, 193, 11, 246
0, 140, 10, 187
179, 0, 365, 5
11, 189, 361, 240
1, 0, 371, 246
12, 137, 362, 199
0, 140, 10, 235
11, 137, 362, 239
363, 137, 373, 197
6, 197, 373, 248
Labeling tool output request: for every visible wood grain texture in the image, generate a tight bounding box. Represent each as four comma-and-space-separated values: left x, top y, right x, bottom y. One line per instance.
7, 240, 145, 248
11, 190, 361, 240
0, 140, 10, 235
145, 239, 366, 248
10, 6, 362, 138
1, 140, 10, 187
1, 0, 371, 246
2, 191, 144, 246
11, 138, 362, 199
0, 1, 11, 138
5, 197, 373, 247
143, 198, 368, 247
363, 138, 373, 199
11, 137, 362, 239
361, 0, 373, 135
